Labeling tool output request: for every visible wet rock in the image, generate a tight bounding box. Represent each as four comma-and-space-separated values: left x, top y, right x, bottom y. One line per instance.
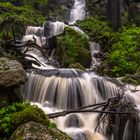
0, 57, 26, 87
11, 121, 72, 140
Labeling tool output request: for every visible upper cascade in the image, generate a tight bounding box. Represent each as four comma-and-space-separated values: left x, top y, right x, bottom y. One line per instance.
69, 0, 86, 24
26, 21, 66, 39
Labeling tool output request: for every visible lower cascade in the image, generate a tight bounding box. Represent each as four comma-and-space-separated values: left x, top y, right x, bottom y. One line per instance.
21, 70, 118, 140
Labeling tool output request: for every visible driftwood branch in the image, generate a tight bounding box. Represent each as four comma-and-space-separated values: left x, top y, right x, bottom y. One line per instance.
48, 93, 137, 119
24, 54, 46, 67
48, 109, 134, 119
3, 38, 49, 68
9, 40, 49, 60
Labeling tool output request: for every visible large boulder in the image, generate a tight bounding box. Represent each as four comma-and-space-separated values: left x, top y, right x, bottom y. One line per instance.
57, 27, 91, 68
11, 121, 72, 140
0, 57, 26, 87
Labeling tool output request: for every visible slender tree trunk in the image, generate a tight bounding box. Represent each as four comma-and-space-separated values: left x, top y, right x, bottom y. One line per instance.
107, 0, 121, 31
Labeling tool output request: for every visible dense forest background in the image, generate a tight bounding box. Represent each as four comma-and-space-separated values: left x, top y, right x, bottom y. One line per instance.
0, 0, 140, 81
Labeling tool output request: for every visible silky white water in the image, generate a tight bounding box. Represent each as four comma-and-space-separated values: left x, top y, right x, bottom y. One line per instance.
21, 70, 118, 140
69, 0, 86, 24
20, 0, 140, 139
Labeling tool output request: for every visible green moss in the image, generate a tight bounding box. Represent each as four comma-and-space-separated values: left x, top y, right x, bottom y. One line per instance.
69, 63, 85, 70
0, 102, 50, 140
57, 27, 91, 68
77, 17, 113, 44
11, 105, 50, 130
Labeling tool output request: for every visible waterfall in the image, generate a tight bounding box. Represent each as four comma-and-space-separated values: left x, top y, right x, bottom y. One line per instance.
20, 0, 140, 139
69, 0, 86, 24
26, 26, 44, 36
26, 21, 66, 39
21, 70, 118, 140
22, 21, 66, 69
22, 35, 55, 69
43, 21, 66, 37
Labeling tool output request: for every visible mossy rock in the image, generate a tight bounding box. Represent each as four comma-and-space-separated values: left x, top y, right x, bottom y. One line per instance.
75, 47, 91, 68
57, 27, 91, 68
11, 105, 50, 131
11, 121, 72, 140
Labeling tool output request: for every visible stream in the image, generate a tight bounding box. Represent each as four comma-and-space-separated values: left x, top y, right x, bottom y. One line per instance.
20, 0, 140, 140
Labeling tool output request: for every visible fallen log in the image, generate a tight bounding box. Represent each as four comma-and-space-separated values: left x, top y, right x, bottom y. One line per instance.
48, 93, 137, 119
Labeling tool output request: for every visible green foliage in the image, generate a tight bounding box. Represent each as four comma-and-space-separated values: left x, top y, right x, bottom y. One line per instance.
0, 2, 45, 26
57, 27, 91, 68
78, 17, 140, 77
107, 26, 140, 76
77, 16, 113, 45
0, 102, 50, 140
48, 122, 57, 128
0, 0, 48, 8
0, 1, 46, 37
0, 102, 27, 139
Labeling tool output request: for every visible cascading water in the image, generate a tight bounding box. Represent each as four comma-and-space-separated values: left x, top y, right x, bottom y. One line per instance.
43, 21, 66, 37
20, 0, 140, 140
26, 21, 66, 39
21, 70, 118, 140
69, 0, 86, 24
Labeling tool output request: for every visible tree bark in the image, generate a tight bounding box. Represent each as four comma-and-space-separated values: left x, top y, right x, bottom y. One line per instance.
107, 0, 121, 31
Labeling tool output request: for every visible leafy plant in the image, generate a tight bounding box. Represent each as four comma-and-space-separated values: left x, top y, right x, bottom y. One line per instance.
78, 17, 140, 77
0, 102, 50, 140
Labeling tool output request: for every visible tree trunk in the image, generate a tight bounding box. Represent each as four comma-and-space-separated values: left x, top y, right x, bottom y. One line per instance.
107, 0, 121, 31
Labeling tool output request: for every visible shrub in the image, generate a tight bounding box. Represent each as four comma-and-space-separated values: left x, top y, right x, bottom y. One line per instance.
78, 17, 140, 77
